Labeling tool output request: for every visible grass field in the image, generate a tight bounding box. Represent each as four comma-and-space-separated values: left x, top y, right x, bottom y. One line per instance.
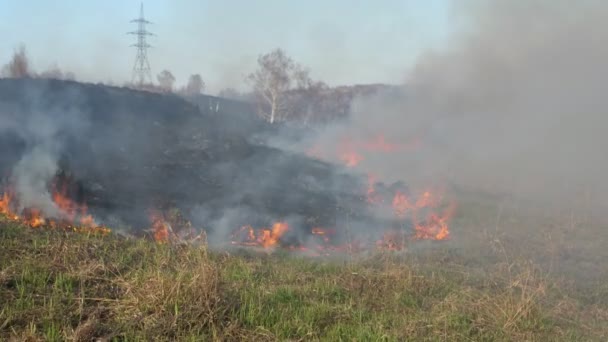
1, 193, 607, 341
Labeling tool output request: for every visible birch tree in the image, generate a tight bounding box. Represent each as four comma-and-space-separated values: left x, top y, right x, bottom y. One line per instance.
247, 48, 311, 124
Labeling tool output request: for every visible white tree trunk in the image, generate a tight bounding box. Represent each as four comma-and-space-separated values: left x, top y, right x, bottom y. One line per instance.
269, 97, 277, 124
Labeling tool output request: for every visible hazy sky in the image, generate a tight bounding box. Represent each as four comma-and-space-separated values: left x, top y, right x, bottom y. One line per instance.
0, 0, 453, 93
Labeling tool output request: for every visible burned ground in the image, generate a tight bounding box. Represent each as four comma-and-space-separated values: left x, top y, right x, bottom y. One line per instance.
0, 78, 369, 239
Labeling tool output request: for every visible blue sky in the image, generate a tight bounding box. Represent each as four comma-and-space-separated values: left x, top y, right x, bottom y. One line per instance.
0, 0, 453, 92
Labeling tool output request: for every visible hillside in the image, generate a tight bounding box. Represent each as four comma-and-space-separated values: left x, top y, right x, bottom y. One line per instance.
0, 78, 367, 239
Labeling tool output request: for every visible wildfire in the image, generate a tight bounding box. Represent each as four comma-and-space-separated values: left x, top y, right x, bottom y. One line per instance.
231, 222, 290, 248
0, 181, 110, 235
149, 211, 171, 243
390, 189, 453, 242
413, 204, 455, 241
229, 186, 454, 254
52, 182, 98, 228
0, 189, 19, 221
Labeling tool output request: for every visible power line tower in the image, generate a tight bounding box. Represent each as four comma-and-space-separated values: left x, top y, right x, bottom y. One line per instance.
128, 2, 154, 86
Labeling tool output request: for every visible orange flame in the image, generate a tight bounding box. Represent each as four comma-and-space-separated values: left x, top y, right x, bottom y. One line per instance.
391, 189, 454, 241
0, 189, 19, 221
0, 181, 110, 235
149, 211, 170, 243
413, 204, 455, 241
231, 221, 290, 248
23, 208, 45, 228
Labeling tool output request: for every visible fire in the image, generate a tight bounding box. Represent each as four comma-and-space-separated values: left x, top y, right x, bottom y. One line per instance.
23, 208, 45, 228
51, 182, 99, 228
149, 211, 171, 243
0, 189, 19, 221
413, 204, 455, 241
0, 180, 110, 235
390, 189, 453, 241
231, 222, 290, 248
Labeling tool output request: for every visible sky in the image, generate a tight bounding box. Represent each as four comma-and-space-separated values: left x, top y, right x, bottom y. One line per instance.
0, 0, 453, 93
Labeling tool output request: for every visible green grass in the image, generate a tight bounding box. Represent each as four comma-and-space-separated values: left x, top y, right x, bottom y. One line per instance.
0, 196, 607, 341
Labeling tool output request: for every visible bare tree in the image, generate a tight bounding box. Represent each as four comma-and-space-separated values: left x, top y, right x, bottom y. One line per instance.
247, 48, 312, 124
1, 45, 31, 78
157, 70, 176, 92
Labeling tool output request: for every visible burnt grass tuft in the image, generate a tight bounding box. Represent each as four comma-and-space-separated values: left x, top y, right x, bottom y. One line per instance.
1, 196, 607, 341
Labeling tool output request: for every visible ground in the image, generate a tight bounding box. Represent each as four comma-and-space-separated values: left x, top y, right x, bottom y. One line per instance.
1, 193, 607, 341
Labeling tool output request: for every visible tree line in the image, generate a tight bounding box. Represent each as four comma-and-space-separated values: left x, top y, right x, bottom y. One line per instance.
1, 45, 385, 125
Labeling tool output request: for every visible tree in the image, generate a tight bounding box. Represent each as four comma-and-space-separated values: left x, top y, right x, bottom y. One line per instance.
157, 70, 176, 92
289, 80, 329, 125
1, 45, 30, 78
246, 48, 312, 124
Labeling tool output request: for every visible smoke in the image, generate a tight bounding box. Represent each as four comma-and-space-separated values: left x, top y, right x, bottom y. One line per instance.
0, 83, 90, 218
305, 1, 608, 209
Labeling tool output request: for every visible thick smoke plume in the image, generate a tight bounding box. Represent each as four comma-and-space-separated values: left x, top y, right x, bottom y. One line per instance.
307, 1, 608, 211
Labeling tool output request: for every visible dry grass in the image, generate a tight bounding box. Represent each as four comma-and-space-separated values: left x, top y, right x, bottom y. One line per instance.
0, 195, 607, 341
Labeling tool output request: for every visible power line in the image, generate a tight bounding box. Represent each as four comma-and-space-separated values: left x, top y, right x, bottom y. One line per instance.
128, 2, 154, 86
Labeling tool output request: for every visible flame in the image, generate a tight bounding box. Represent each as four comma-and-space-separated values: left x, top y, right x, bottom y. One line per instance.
0, 180, 110, 235
0, 189, 19, 221
149, 211, 171, 243
231, 221, 290, 248
51, 182, 98, 227
391, 189, 453, 241
23, 208, 45, 228
413, 204, 455, 241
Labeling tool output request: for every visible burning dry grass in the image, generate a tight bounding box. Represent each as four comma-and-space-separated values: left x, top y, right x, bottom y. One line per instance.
0, 198, 607, 341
